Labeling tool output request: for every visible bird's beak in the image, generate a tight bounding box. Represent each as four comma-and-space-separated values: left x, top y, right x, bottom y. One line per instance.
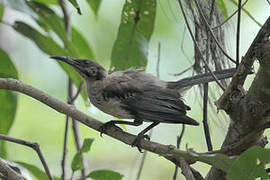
50, 56, 86, 74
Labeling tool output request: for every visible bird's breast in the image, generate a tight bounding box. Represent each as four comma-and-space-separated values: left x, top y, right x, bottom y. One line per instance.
88, 90, 133, 119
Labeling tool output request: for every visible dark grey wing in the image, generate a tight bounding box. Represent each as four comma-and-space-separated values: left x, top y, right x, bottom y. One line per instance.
121, 88, 199, 126
102, 76, 143, 101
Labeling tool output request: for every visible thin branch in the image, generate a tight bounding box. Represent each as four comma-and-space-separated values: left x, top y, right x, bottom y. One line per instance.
58, 0, 71, 37
203, 83, 213, 151
172, 125, 185, 180
135, 129, 153, 180
173, 65, 193, 76
58, 0, 87, 179
58, 0, 72, 179
193, 0, 236, 64
0, 158, 25, 180
72, 120, 88, 177
236, 0, 242, 68
61, 111, 69, 180
212, 0, 248, 30
0, 134, 53, 180
230, 0, 262, 27
177, 0, 226, 91
0, 78, 239, 170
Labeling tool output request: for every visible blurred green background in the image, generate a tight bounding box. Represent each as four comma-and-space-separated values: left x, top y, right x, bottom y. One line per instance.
0, 0, 269, 179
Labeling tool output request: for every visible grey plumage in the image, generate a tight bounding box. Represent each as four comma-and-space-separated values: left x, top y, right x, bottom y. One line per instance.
50, 56, 235, 151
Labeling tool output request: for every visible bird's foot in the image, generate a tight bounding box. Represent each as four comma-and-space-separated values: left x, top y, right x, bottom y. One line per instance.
131, 134, 150, 153
99, 121, 122, 137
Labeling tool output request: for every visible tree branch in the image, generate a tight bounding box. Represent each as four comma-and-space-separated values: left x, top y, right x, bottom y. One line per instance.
207, 16, 270, 180
0, 78, 230, 170
0, 158, 25, 180
0, 134, 52, 180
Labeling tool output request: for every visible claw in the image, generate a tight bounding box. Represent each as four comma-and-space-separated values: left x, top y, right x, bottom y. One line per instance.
99, 121, 122, 137
131, 134, 151, 153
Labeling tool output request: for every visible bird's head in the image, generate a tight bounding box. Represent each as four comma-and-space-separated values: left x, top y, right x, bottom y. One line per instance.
51, 56, 107, 81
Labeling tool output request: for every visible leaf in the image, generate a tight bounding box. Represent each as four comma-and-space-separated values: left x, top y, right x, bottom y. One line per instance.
13, 21, 88, 100
17, 161, 61, 180
71, 27, 95, 59
0, 48, 18, 157
67, 0, 81, 14
227, 146, 270, 180
216, 0, 228, 19
87, 169, 123, 180
71, 153, 84, 172
0, 3, 4, 21
71, 138, 94, 172
0, 0, 37, 18
81, 138, 94, 153
173, 150, 236, 172
110, 0, 157, 71
86, 0, 102, 17
32, 0, 58, 5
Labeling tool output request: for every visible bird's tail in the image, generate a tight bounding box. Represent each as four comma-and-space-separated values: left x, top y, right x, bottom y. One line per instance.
167, 68, 237, 90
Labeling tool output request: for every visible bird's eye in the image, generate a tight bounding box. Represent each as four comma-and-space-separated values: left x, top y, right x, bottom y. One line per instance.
88, 66, 97, 76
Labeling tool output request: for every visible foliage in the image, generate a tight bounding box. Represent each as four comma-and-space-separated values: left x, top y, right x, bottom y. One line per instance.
0, 48, 18, 157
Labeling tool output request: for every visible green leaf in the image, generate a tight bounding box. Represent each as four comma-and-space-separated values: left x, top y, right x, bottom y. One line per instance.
81, 138, 94, 153
0, 3, 4, 21
32, 0, 58, 5
67, 0, 81, 14
0, 48, 18, 157
1, 0, 37, 18
17, 162, 61, 180
216, 0, 228, 19
173, 150, 236, 172
87, 169, 123, 180
71, 27, 95, 59
13, 21, 88, 100
227, 146, 270, 180
71, 138, 94, 172
110, 0, 157, 71
71, 153, 84, 172
86, 0, 102, 17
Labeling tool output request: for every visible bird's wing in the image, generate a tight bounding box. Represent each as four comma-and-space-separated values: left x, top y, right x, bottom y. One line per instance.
102, 75, 143, 100
121, 88, 198, 125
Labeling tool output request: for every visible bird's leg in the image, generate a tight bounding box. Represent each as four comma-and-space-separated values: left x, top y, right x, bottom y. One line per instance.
132, 122, 159, 152
99, 119, 143, 137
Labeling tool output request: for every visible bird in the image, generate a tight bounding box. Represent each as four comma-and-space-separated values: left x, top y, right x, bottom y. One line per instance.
50, 56, 235, 151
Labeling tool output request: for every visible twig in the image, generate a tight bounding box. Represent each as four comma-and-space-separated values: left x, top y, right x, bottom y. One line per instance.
172, 124, 185, 180
236, 0, 242, 68
201, 0, 215, 152
203, 83, 213, 151
0, 134, 53, 180
58, 0, 71, 37
193, 0, 236, 65
61, 110, 69, 180
72, 120, 88, 177
58, 0, 87, 178
177, 0, 226, 91
0, 158, 25, 180
230, 0, 262, 27
212, 0, 248, 30
173, 65, 193, 76
136, 42, 161, 180
135, 129, 153, 180
157, 42, 161, 79
58, 0, 72, 179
